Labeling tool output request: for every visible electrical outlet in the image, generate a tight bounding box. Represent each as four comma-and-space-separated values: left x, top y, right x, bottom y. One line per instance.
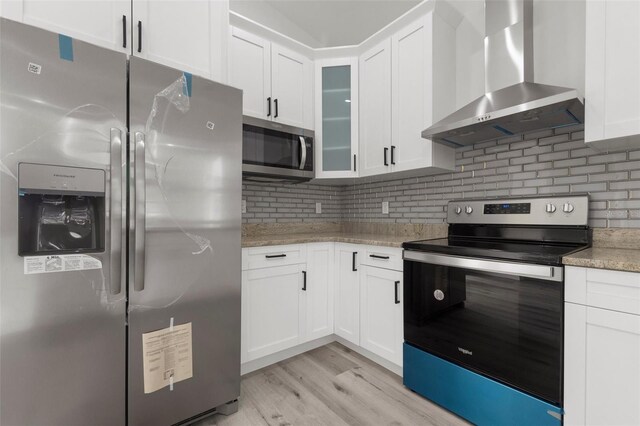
316, 202, 322, 214
382, 201, 389, 214
241, 199, 246, 214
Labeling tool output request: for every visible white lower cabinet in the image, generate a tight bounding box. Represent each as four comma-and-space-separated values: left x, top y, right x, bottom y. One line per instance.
304, 243, 334, 342
241, 263, 305, 363
359, 265, 403, 366
241, 243, 333, 363
242, 242, 404, 369
564, 266, 640, 426
334, 243, 361, 345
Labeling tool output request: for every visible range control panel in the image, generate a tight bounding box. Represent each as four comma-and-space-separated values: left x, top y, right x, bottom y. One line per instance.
448, 195, 589, 226
483, 203, 531, 215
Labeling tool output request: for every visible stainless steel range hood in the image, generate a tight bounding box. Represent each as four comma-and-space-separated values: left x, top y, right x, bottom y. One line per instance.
422, 0, 584, 147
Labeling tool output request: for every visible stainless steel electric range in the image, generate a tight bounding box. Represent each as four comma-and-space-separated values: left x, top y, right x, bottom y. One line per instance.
402, 195, 591, 426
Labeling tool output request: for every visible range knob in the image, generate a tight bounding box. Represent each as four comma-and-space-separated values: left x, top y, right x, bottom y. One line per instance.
465, 206, 473, 215
454, 206, 462, 215
563, 203, 575, 213
545, 203, 557, 213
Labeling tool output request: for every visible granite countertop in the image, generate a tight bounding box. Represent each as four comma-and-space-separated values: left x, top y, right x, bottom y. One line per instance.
563, 247, 640, 273
242, 232, 412, 248
243, 224, 640, 273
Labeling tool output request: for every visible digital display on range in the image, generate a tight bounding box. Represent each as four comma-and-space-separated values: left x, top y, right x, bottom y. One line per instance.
484, 203, 531, 214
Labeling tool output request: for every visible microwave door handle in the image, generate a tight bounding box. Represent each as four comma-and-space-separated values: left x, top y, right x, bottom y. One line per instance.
132, 131, 146, 292
109, 128, 124, 296
402, 251, 563, 282
299, 136, 306, 170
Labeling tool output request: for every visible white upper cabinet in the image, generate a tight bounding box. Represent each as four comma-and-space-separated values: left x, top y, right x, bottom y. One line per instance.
359, 38, 393, 177
315, 57, 359, 179
585, 0, 640, 149
229, 26, 313, 129
1, 0, 229, 82
132, 0, 228, 81
1, 0, 131, 53
271, 44, 312, 128
358, 12, 455, 179
391, 12, 455, 174
391, 16, 431, 172
229, 27, 271, 119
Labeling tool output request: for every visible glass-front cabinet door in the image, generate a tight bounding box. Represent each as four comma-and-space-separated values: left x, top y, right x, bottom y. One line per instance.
314, 57, 359, 179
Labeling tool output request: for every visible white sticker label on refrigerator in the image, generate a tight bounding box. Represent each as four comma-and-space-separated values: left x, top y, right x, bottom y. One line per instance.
23, 255, 103, 274
142, 322, 193, 394
27, 62, 42, 74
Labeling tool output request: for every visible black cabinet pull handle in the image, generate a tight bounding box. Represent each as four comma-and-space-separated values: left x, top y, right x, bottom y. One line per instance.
137, 21, 142, 53
274, 99, 279, 118
265, 254, 286, 259
391, 145, 396, 165
267, 97, 271, 117
122, 15, 127, 48
302, 270, 307, 291
352, 252, 357, 271
369, 254, 390, 260
353, 154, 357, 172
384, 147, 389, 166
394, 280, 400, 304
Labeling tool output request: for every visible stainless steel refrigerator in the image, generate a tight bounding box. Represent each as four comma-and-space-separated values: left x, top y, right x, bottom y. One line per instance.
0, 19, 242, 425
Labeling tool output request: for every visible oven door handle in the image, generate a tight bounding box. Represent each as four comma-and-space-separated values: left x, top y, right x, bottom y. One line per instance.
403, 251, 563, 282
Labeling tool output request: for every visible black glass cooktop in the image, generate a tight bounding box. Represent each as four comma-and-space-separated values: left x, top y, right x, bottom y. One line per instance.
402, 237, 589, 266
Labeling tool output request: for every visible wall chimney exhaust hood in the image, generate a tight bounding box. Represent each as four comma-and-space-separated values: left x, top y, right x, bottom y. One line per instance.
422, 0, 584, 147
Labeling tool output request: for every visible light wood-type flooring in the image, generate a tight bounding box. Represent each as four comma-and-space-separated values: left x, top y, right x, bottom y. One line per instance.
197, 342, 469, 426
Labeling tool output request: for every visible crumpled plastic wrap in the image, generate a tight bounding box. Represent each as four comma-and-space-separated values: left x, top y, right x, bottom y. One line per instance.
144, 75, 212, 256
129, 74, 215, 311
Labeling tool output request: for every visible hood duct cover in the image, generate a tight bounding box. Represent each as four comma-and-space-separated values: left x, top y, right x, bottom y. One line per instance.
422, 0, 584, 147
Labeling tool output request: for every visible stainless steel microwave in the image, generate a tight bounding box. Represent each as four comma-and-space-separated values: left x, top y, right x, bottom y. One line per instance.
242, 116, 314, 182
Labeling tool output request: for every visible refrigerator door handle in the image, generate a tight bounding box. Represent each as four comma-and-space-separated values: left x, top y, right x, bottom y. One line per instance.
132, 131, 146, 292
110, 128, 124, 295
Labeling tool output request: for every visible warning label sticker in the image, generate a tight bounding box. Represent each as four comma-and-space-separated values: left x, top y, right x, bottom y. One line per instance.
142, 322, 193, 394
24, 255, 103, 275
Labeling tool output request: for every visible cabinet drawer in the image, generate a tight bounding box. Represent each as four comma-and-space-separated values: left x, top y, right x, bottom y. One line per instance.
360, 246, 403, 271
566, 266, 640, 315
245, 244, 307, 270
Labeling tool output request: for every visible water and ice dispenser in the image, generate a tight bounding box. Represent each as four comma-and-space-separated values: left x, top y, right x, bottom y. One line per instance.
18, 163, 105, 256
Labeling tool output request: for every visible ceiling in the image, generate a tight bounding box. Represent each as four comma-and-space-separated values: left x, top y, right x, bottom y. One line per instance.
230, 0, 423, 48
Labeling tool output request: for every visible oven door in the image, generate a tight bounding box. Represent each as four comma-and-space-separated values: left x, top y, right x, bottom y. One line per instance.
403, 251, 564, 406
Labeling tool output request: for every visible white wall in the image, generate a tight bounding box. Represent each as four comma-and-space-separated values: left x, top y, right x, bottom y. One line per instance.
534, 0, 586, 97
230, 0, 323, 48
451, 1, 485, 109
432, 11, 457, 122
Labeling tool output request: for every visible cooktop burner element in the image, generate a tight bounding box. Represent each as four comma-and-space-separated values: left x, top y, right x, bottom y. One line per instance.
402, 237, 589, 266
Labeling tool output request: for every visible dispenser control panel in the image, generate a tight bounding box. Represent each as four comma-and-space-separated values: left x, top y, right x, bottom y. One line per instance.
17, 163, 105, 256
